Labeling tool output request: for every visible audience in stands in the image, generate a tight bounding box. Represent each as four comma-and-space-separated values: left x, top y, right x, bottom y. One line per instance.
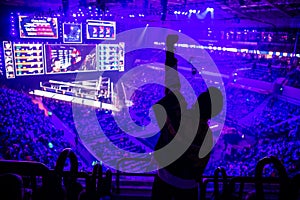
0, 87, 85, 170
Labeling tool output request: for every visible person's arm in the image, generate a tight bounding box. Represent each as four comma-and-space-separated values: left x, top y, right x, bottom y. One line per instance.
164, 34, 181, 95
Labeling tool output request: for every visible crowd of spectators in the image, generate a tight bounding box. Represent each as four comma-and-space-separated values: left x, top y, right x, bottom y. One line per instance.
1, 49, 300, 179
225, 86, 268, 120
0, 87, 81, 170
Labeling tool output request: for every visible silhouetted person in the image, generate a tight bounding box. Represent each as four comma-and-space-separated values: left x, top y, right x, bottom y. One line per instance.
151, 34, 223, 200
0, 173, 24, 200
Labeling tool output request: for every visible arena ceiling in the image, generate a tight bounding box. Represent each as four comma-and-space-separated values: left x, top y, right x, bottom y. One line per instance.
1, 0, 300, 27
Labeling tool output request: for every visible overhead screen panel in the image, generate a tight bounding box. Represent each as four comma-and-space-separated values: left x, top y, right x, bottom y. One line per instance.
19, 16, 59, 39
3, 41, 15, 79
97, 42, 124, 71
86, 20, 116, 40
14, 43, 44, 76
44, 44, 97, 74
63, 23, 83, 43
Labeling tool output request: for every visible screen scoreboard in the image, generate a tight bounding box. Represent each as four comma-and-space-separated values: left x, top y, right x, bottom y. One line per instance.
63, 23, 82, 43
45, 44, 97, 74
3, 41, 15, 78
19, 16, 58, 39
86, 20, 116, 40
97, 42, 124, 71
14, 43, 44, 76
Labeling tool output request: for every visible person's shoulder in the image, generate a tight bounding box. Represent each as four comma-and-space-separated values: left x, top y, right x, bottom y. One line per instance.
155, 93, 177, 106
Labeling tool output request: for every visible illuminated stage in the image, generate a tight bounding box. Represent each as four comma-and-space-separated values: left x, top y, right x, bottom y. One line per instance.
30, 77, 119, 111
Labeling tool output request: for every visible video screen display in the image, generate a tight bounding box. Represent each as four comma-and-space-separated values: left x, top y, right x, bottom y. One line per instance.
86, 20, 116, 40
19, 16, 58, 39
45, 44, 97, 74
63, 23, 82, 43
97, 42, 124, 71
3, 41, 15, 78
14, 43, 44, 76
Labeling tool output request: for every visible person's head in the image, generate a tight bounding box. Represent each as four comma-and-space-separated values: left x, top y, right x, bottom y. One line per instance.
194, 86, 223, 120
0, 173, 24, 200
52, 58, 61, 72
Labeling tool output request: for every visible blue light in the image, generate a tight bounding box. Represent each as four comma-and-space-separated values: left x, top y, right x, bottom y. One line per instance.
48, 142, 53, 149
89, 6, 92, 10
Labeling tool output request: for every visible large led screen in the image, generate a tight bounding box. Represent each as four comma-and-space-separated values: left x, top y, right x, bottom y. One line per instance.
86, 20, 116, 40
97, 42, 124, 71
45, 44, 97, 74
3, 41, 15, 78
63, 23, 82, 43
14, 43, 44, 76
19, 16, 58, 39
